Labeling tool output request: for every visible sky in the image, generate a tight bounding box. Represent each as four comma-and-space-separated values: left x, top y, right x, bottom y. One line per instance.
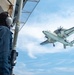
14, 0, 74, 75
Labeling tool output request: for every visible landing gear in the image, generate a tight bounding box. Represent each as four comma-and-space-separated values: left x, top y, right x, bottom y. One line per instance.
64, 45, 66, 49
53, 43, 55, 47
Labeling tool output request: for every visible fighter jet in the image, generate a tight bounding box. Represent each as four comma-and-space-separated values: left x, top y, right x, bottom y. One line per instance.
40, 27, 74, 49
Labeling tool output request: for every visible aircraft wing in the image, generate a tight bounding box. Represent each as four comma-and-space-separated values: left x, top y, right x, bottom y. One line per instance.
64, 27, 74, 36
40, 38, 56, 45
40, 40, 49, 45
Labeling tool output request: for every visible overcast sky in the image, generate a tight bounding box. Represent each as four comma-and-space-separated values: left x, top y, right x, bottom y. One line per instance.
14, 0, 74, 75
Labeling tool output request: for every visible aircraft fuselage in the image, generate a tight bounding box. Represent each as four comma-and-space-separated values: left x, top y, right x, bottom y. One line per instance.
43, 31, 69, 45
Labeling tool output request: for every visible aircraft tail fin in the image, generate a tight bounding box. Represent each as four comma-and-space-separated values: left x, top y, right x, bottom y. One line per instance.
40, 40, 49, 45
63, 40, 74, 49
70, 40, 74, 45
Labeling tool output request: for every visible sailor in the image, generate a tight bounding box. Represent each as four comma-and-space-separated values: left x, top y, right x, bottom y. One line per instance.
0, 12, 12, 75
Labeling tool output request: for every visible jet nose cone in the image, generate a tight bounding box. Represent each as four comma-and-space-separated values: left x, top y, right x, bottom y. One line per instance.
42, 31, 47, 35
42, 31, 46, 34
42, 31, 49, 35
42, 31, 44, 33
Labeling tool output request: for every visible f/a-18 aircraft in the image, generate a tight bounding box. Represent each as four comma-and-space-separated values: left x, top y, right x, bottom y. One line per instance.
40, 27, 74, 49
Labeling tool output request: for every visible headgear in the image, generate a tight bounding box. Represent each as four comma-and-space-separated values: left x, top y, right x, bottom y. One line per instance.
0, 12, 12, 27
6, 16, 12, 26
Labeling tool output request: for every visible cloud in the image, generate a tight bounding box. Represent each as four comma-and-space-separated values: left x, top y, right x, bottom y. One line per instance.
18, 22, 74, 58
13, 1, 74, 75
14, 62, 35, 75
16, 0, 74, 59
54, 67, 74, 72
14, 66, 74, 75
14, 62, 52, 75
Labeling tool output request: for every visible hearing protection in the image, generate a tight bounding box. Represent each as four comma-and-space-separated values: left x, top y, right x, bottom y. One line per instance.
6, 16, 12, 26
0, 12, 13, 27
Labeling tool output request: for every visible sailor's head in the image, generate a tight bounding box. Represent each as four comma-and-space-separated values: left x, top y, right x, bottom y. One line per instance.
0, 11, 12, 28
